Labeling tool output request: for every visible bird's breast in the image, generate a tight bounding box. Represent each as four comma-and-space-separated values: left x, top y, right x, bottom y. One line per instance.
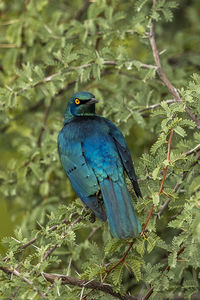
59, 117, 123, 182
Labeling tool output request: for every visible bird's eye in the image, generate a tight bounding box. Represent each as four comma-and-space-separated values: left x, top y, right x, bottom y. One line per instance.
75, 98, 80, 105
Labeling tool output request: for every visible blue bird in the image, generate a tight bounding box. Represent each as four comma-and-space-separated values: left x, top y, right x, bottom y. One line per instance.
58, 91, 142, 239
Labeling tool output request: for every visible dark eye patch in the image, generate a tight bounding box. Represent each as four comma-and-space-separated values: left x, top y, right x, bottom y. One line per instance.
79, 99, 91, 105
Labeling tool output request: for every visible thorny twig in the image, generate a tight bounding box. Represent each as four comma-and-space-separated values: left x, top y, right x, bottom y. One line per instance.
149, 0, 200, 130
0, 266, 137, 300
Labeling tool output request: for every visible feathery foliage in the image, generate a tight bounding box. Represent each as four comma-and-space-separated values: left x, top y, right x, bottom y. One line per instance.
0, 0, 200, 299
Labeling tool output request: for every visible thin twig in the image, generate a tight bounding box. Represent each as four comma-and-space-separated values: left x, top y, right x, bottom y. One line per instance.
185, 143, 200, 156
3, 237, 37, 262
87, 226, 101, 240
149, 0, 200, 130
138, 99, 176, 113
16, 60, 156, 95
41, 215, 82, 261
42, 244, 58, 261
2, 214, 83, 263
103, 241, 135, 282
141, 205, 154, 234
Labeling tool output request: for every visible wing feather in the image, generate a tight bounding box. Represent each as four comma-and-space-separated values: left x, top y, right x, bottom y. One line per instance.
105, 119, 142, 198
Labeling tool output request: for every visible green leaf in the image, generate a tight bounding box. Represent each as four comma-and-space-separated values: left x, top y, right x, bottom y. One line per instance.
152, 192, 159, 206
6, 23, 22, 47
152, 166, 160, 180
40, 182, 49, 196
29, 162, 43, 180
150, 134, 166, 155
174, 126, 186, 137
127, 258, 142, 281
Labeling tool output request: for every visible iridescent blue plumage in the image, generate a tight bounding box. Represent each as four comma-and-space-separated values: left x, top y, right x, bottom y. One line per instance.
58, 91, 142, 239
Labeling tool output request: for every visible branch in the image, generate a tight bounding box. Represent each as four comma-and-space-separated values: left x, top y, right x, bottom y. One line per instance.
43, 272, 137, 300
16, 59, 156, 95
185, 143, 200, 156
0, 266, 137, 300
138, 99, 176, 113
42, 214, 82, 261
2, 213, 83, 263
103, 241, 135, 282
149, 0, 200, 130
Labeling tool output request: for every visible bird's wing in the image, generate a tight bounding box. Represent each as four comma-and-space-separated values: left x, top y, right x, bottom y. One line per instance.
58, 131, 106, 220
105, 119, 142, 198
81, 124, 141, 238
58, 141, 98, 197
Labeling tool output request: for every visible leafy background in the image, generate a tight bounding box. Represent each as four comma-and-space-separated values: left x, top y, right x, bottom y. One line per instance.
0, 0, 200, 299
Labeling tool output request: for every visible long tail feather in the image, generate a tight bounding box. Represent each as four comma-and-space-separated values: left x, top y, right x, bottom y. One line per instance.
82, 195, 107, 222
100, 178, 141, 239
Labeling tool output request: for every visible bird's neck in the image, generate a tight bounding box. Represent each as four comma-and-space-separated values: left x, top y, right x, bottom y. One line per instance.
64, 108, 96, 124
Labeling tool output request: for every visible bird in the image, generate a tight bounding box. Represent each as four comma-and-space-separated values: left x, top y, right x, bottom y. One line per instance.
57, 91, 142, 239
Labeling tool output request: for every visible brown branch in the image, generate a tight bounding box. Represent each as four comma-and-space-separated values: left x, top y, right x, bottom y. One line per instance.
3, 237, 37, 262
103, 241, 135, 282
0, 266, 137, 300
185, 143, 200, 156
42, 272, 137, 300
149, 0, 200, 130
139, 99, 176, 113
141, 205, 154, 234
87, 226, 101, 240
2, 213, 83, 263
42, 215, 82, 261
16, 60, 156, 96
42, 244, 58, 261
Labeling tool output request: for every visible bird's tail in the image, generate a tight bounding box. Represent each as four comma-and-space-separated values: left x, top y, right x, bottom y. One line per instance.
82, 195, 107, 222
100, 178, 141, 239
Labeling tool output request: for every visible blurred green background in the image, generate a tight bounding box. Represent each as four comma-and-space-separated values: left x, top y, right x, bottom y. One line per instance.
0, 0, 200, 257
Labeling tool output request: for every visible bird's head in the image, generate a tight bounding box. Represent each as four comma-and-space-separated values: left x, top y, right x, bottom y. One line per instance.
64, 91, 98, 123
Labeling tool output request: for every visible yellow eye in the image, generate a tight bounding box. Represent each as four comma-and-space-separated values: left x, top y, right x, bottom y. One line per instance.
75, 98, 80, 105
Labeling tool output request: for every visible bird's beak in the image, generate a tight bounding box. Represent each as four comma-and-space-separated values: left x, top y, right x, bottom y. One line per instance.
86, 97, 99, 105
